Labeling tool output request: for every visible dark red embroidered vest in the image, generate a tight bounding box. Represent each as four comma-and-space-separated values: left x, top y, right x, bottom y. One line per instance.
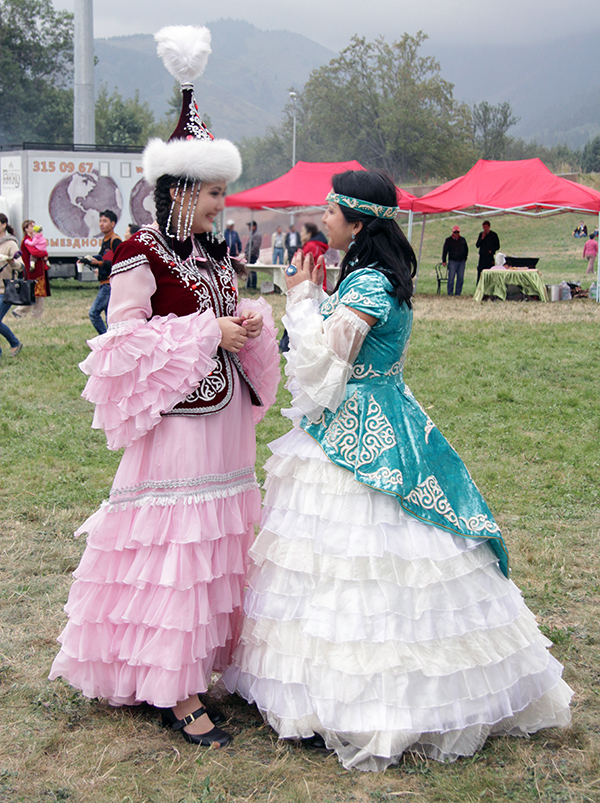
111, 227, 261, 416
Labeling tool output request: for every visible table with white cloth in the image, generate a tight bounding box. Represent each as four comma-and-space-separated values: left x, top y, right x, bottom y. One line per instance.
473, 268, 548, 302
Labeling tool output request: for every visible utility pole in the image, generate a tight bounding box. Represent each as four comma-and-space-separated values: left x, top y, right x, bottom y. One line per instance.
289, 91, 297, 225
73, 0, 95, 145
289, 91, 298, 168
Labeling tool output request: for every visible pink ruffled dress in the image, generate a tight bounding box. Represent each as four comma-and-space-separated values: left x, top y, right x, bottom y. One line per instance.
49, 231, 280, 708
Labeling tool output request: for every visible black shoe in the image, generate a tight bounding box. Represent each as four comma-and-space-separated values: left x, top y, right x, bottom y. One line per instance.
198, 697, 226, 726
301, 733, 330, 751
160, 705, 232, 747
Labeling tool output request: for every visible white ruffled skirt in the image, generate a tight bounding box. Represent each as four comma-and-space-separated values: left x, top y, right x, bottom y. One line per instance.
224, 427, 573, 771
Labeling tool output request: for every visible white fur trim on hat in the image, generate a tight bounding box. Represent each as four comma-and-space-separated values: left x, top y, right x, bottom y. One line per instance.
143, 137, 242, 186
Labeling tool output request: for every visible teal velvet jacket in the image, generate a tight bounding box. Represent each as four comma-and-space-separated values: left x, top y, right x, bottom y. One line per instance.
300, 267, 509, 578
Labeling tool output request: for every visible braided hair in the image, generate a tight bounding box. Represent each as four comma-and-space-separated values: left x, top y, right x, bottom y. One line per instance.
332, 170, 416, 307
154, 174, 178, 234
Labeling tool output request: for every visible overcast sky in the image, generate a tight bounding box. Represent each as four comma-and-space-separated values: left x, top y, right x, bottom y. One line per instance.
58, 0, 600, 51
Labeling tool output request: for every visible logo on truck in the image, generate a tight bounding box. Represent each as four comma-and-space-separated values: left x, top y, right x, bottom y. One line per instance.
49, 170, 123, 238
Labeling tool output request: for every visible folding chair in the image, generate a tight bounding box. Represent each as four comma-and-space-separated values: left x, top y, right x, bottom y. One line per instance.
435, 263, 448, 295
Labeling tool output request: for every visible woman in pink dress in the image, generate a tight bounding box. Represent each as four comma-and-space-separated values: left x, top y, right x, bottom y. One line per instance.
49, 24, 280, 748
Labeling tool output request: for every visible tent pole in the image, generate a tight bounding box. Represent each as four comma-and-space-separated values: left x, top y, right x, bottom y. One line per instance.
413, 214, 427, 292
407, 210, 414, 243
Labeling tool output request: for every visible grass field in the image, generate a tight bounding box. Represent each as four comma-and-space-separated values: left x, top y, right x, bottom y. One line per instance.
1, 213, 600, 803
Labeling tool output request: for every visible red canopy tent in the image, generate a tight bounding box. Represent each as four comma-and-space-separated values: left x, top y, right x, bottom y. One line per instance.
226, 160, 415, 211
409, 159, 600, 295
412, 158, 600, 217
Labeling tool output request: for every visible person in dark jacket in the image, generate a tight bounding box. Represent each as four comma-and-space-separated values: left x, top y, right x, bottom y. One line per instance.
224, 219, 242, 257
88, 210, 122, 334
245, 221, 261, 290
442, 225, 468, 296
285, 224, 302, 262
475, 221, 500, 283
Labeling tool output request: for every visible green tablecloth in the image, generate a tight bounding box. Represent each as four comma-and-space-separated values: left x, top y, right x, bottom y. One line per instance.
473, 269, 548, 302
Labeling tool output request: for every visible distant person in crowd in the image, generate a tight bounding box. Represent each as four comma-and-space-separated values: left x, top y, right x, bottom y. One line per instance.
475, 220, 500, 283
285, 223, 302, 262
301, 222, 329, 290
583, 232, 598, 274
224, 219, 242, 257
18, 219, 51, 319
573, 221, 587, 238
244, 221, 261, 290
271, 225, 285, 264
87, 209, 121, 335
0, 213, 24, 356
442, 224, 468, 296
124, 223, 140, 241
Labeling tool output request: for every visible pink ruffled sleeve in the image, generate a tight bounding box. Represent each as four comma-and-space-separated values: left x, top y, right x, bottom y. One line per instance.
80, 263, 222, 450
236, 297, 281, 424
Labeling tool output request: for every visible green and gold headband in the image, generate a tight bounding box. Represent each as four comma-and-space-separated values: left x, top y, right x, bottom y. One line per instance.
325, 190, 400, 219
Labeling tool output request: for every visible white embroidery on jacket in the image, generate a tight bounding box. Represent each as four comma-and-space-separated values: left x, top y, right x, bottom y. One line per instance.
459, 514, 501, 535
324, 393, 396, 467
405, 475, 460, 527
360, 467, 403, 485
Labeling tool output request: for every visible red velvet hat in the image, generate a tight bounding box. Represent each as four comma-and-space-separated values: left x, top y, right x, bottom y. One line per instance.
143, 26, 242, 186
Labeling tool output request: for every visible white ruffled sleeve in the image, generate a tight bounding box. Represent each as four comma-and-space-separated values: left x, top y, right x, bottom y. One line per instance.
283, 281, 371, 422
236, 296, 281, 424
80, 264, 222, 450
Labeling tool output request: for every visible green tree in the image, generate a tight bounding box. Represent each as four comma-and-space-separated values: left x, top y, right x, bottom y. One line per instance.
235, 127, 291, 190
0, 0, 74, 144
581, 135, 600, 172
503, 137, 581, 172
236, 34, 476, 185
95, 84, 155, 148
472, 101, 519, 160
295, 33, 475, 181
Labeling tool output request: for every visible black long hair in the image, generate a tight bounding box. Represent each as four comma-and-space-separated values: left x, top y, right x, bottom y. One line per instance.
332, 170, 416, 307
153, 174, 245, 275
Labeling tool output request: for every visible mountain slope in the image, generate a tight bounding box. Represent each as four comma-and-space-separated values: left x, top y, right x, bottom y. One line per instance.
94, 19, 335, 142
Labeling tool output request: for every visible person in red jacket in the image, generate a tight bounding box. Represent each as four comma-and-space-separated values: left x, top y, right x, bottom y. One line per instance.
18, 219, 51, 318
301, 222, 328, 290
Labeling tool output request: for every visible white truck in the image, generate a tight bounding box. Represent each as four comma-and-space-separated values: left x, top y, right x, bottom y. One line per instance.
0, 145, 154, 280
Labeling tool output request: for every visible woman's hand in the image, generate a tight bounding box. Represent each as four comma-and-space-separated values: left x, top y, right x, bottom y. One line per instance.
285, 250, 318, 290
218, 316, 248, 353
314, 255, 326, 289
240, 309, 263, 339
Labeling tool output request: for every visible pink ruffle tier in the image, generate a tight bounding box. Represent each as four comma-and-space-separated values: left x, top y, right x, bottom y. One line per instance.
80, 310, 221, 450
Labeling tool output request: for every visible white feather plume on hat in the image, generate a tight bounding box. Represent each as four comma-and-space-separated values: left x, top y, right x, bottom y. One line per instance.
142, 25, 242, 186
155, 25, 212, 84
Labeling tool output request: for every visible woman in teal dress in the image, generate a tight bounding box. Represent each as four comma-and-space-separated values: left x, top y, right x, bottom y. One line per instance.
224, 170, 572, 771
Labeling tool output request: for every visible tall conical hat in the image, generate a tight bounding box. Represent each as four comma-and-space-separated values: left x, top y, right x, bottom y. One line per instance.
142, 25, 242, 186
